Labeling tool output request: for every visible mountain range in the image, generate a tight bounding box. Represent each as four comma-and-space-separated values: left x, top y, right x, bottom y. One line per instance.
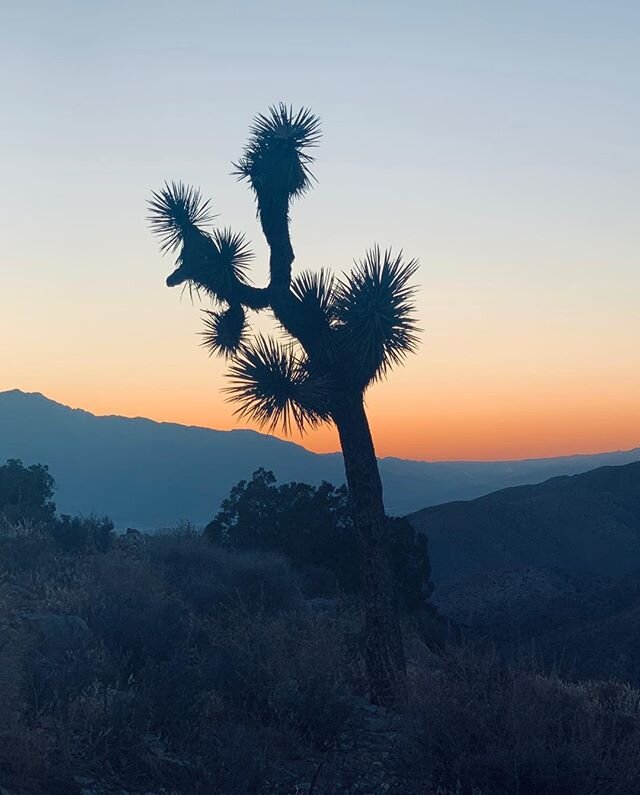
1, 389, 639, 528
409, 460, 640, 586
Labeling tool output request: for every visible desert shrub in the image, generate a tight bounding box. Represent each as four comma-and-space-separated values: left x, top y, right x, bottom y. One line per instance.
0, 582, 59, 791
205, 468, 434, 611
0, 532, 353, 793
0, 582, 24, 735
397, 645, 640, 794
50, 513, 115, 553
0, 514, 114, 577
0, 459, 56, 527
0, 522, 56, 572
193, 721, 286, 793
85, 554, 201, 674
146, 531, 303, 615
22, 627, 103, 718
216, 607, 354, 749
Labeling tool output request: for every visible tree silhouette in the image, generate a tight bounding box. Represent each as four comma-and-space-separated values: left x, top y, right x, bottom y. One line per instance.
204, 468, 434, 613
148, 104, 420, 703
0, 458, 56, 527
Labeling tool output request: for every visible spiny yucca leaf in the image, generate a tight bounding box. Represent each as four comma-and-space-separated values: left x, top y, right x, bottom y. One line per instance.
335, 247, 420, 386
233, 104, 321, 204
294, 357, 335, 420
291, 268, 337, 326
250, 104, 321, 151
225, 336, 331, 434
211, 228, 253, 278
209, 228, 254, 292
201, 304, 247, 359
167, 227, 253, 301
148, 182, 214, 253
166, 228, 218, 289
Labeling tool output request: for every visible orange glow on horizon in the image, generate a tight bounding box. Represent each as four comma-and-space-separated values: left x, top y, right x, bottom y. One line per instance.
7, 377, 638, 464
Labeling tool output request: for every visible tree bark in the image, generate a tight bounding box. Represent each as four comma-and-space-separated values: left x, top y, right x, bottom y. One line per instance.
333, 392, 406, 704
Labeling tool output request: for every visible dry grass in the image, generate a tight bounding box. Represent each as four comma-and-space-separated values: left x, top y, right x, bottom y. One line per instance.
2, 526, 640, 794
399, 643, 640, 794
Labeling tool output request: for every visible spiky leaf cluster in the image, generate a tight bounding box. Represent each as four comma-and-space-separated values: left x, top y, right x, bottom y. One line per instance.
291, 268, 337, 333
225, 336, 331, 433
206, 228, 254, 296
212, 228, 252, 277
233, 104, 321, 208
148, 182, 214, 253
335, 247, 420, 387
155, 216, 254, 306
201, 304, 247, 359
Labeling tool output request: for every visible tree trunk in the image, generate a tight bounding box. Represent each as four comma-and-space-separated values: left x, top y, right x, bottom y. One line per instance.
333, 392, 406, 704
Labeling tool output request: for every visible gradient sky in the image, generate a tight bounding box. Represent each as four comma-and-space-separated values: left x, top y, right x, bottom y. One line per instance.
1, 1, 639, 460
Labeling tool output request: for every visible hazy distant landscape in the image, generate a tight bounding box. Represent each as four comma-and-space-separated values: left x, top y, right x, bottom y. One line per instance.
2, 389, 638, 528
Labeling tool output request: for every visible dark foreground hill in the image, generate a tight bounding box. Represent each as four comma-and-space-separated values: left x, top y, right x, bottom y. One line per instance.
410, 461, 640, 586
410, 462, 640, 683
1, 388, 639, 527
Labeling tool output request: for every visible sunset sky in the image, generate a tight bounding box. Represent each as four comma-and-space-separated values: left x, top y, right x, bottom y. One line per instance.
1, 1, 638, 461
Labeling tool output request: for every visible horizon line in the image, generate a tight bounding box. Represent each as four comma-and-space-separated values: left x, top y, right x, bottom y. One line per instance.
2, 387, 639, 467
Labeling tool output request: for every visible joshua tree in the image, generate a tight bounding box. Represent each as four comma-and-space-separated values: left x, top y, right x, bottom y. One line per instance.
148, 105, 419, 703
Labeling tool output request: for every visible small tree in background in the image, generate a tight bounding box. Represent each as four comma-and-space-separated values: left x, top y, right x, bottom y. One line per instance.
205, 468, 434, 612
149, 105, 420, 702
0, 459, 56, 527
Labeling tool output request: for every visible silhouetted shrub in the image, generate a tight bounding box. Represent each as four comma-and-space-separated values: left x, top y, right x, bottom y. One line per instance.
0, 522, 55, 571
397, 645, 640, 794
51, 514, 115, 553
0, 459, 56, 527
21, 616, 101, 716
147, 531, 303, 615
85, 555, 198, 673
217, 607, 354, 749
192, 721, 285, 793
205, 468, 434, 611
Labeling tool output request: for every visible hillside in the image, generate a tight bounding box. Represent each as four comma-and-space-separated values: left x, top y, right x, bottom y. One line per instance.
1, 389, 639, 527
411, 463, 640, 684
410, 461, 640, 587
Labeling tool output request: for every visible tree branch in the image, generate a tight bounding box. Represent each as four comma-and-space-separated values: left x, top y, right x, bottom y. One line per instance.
233, 281, 271, 311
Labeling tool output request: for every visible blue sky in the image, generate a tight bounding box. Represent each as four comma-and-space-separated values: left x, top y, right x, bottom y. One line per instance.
1, 1, 638, 459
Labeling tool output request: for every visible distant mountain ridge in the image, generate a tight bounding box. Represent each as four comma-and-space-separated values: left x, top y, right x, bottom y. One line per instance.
409, 461, 640, 587
1, 389, 639, 528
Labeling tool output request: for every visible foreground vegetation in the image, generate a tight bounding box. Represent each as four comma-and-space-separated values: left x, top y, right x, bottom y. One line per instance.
2, 528, 640, 793
2, 459, 640, 793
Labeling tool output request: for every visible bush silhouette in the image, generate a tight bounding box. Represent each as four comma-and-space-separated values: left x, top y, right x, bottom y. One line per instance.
0, 459, 56, 527
205, 468, 433, 611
